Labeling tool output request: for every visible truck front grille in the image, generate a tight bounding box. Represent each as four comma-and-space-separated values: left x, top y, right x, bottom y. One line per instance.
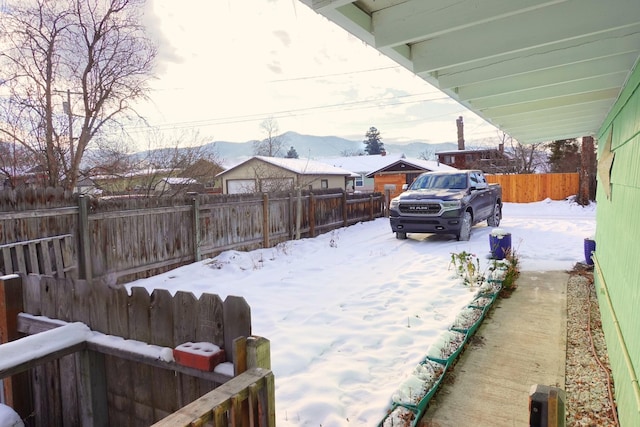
399, 203, 441, 215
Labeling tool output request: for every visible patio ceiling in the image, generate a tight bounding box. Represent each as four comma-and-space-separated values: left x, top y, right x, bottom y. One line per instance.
300, 0, 640, 144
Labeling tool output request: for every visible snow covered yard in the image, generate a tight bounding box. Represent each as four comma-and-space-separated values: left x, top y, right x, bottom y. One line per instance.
126, 198, 596, 426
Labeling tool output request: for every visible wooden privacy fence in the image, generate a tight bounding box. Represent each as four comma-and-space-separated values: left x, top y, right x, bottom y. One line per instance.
485, 173, 579, 203
0, 188, 385, 284
0, 274, 274, 426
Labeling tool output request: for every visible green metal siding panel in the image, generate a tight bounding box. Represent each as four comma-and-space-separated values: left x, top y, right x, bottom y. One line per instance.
596, 63, 640, 426
611, 134, 640, 188
612, 87, 640, 150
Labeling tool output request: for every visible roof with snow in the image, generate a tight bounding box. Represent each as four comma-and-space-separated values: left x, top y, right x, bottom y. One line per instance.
320, 154, 407, 174
161, 177, 197, 185
366, 158, 457, 178
217, 156, 358, 177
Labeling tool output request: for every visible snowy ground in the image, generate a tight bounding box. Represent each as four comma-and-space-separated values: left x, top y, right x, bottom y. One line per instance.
126, 198, 596, 426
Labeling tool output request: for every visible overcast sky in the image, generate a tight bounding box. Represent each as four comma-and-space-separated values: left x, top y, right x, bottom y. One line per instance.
136, 0, 500, 145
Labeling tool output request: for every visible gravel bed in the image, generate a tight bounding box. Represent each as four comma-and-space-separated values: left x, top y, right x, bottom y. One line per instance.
566, 266, 619, 426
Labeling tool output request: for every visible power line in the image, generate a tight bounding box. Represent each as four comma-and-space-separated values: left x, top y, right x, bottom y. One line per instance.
125, 91, 454, 133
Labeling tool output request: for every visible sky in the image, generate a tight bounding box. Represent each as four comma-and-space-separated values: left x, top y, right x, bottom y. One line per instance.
117, 198, 595, 426
135, 0, 502, 146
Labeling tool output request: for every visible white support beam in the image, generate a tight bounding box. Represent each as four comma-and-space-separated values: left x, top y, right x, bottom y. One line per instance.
411, 0, 640, 73
373, 0, 562, 48
438, 29, 640, 89
478, 88, 619, 117
469, 74, 626, 109
456, 53, 637, 101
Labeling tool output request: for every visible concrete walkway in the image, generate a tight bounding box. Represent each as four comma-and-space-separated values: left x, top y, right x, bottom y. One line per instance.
419, 271, 568, 426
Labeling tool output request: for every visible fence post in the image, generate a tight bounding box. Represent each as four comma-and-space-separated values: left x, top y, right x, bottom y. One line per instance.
342, 190, 348, 227
262, 193, 269, 248
0, 274, 31, 420
77, 350, 108, 427
247, 336, 271, 370
288, 192, 294, 240
190, 193, 201, 262
78, 195, 93, 282
309, 193, 316, 238
296, 188, 302, 240
369, 195, 374, 220
384, 189, 391, 218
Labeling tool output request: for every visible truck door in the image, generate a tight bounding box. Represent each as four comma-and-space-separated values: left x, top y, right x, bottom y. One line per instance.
470, 172, 491, 219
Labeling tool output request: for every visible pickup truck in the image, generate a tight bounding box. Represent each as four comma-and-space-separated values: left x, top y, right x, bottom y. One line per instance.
389, 170, 502, 241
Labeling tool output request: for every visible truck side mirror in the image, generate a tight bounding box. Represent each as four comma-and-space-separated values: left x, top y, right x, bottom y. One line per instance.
402, 184, 408, 190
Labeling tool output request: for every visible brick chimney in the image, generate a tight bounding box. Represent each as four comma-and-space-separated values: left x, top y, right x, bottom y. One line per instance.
456, 116, 465, 150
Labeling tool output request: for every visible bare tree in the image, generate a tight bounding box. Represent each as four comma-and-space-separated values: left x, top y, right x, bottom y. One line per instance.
511, 139, 548, 174
0, 0, 157, 191
0, 140, 37, 188
87, 128, 223, 197
418, 147, 435, 161
253, 117, 285, 157
340, 149, 364, 157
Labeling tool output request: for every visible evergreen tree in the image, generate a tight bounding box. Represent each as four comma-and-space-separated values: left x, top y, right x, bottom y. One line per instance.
363, 127, 384, 155
285, 146, 299, 159
546, 139, 581, 172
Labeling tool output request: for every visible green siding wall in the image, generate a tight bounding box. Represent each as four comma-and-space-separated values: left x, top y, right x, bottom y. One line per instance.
596, 63, 640, 426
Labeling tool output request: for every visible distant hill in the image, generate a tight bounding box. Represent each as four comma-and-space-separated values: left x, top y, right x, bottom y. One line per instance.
204, 131, 458, 165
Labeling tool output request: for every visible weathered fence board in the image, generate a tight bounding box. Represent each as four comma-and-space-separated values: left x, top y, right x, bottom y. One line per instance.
0, 235, 76, 279
485, 173, 579, 203
128, 286, 155, 423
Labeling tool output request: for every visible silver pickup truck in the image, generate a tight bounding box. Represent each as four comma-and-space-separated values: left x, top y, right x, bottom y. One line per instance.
389, 170, 502, 241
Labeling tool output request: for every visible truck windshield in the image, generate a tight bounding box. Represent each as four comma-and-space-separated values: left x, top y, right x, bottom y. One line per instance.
411, 173, 467, 190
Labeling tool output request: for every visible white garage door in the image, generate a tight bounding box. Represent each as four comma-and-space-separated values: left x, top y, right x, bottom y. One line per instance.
227, 179, 256, 194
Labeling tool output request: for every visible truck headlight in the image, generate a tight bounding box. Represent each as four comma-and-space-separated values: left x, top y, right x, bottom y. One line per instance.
390, 198, 400, 209
441, 200, 461, 211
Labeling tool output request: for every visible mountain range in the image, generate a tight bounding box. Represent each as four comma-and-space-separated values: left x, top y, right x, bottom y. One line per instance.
204, 131, 459, 164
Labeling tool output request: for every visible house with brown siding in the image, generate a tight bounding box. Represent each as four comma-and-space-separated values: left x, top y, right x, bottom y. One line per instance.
366, 158, 457, 200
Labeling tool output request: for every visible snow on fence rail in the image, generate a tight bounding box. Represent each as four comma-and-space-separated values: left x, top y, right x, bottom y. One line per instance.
0, 274, 273, 426
0, 188, 384, 284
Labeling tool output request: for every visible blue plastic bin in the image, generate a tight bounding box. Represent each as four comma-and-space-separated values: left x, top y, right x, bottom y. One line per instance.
489, 233, 512, 260
584, 238, 596, 265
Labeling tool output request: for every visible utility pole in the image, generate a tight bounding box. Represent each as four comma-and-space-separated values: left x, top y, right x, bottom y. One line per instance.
456, 116, 465, 150
63, 89, 74, 161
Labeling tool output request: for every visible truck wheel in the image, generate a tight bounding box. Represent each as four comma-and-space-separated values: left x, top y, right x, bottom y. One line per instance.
457, 212, 472, 241
396, 231, 407, 240
487, 202, 501, 227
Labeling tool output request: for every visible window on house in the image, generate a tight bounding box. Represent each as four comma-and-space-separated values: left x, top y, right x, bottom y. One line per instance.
355, 175, 364, 187
321, 179, 329, 189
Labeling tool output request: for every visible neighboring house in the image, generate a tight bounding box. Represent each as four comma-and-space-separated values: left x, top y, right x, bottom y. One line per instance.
3, 165, 48, 189
179, 158, 224, 194
216, 156, 357, 194
436, 147, 514, 174
301, 2, 640, 425
153, 177, 203, 194
366, 158, 457, 200
322, 153, 406, 192
74, 177, 102, 196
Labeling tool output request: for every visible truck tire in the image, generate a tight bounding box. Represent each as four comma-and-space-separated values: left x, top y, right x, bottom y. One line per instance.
457, 211, 472, 241
396, 231, 407, 240
487, 202, 501, 227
